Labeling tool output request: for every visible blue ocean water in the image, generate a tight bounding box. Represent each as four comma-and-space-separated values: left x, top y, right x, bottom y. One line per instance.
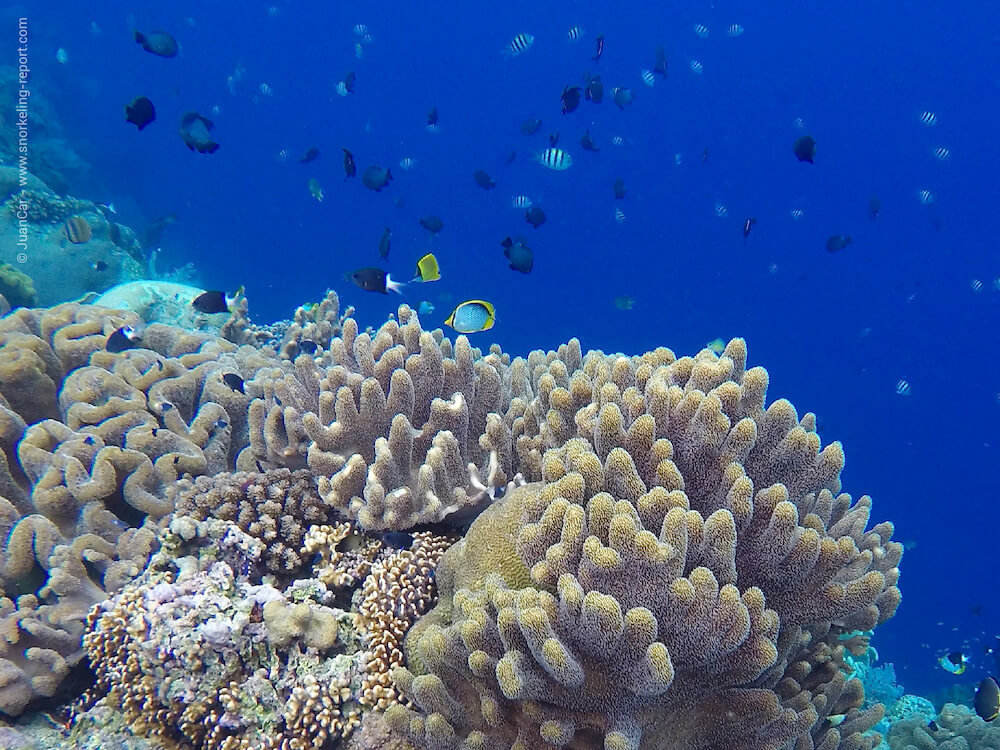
10, 0, 1000, 704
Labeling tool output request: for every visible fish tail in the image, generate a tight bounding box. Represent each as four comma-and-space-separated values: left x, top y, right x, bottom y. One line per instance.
133, 30, 145, 44
386, 276, 406, 294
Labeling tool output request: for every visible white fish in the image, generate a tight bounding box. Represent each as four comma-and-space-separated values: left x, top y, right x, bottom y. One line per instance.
918, 110, 937, 126
567, 26, 585, 42
917, 189, 934, 205
56, 48, 69, 64
277, 149, 289, 162
259, 82, 273, 96
932, 146, 950, 160
895, 379, 911, 396
694, 24, 709, 38
336, 81, 349, 96
210, 104, 223, 116
793, 117, 806, 129
511, 195, 532, 209
537, 148, 572, 170
503, 33, 534, 58
615, 207, 626, 223
971, 279, 983, 292
353, 24, 369, 36
715, 202, 728, 218
689, 59, 704, 74
790, 208, 804, 220
612, 136, 624, 146
641, 69, 655, 87
399, 157, 418, 170
727, 24, 745, 37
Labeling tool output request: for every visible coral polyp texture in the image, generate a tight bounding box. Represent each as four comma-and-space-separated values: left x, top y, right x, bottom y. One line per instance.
386, 340, 902, 750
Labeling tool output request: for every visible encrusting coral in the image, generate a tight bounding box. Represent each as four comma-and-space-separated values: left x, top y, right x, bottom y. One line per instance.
888, 702, 1000, 749
386, 340, 902, 750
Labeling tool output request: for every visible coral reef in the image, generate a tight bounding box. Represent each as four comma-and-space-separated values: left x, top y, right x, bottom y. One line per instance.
0, 263, 36, 308
888, 702, 1000, 749
386, 340, 902, 749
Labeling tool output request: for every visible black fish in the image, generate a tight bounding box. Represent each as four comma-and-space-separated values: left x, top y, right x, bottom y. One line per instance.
343, 71, 356, 93
378, 226, 392, 260
549, 131, 560, 147
179, 111, 219, 154
192, 288, 240, 314
825, 235, 852, 252
613, 178, 626, 200
381, 531, 414, 549
592, 34, 604, 63
134, 30, 178, 58
580, 129, 599, 152
927, 720, 939, 732
473, 169, 496, 189
427, 106, 439, 127
361, 166, 393, 191
743, 217, 757, 242
525, 206, 546, 228
222, 373, 245, 393
91, 261, 108, 272
299, 147, 320, 163
502, 236, 533, 273
342, 148, 356, 179
869, 196, 881, 220
654, 45, 668, 76
793, 135, 816, 163
125, 96, 156, 130
351, 267, 404, 294
298, 340, 318, 355
975, 677, 999, 722
584, 73, 604, 103
561, 86, 582, 114
613, 87, 634, 110
420, 215, 444, 233
521, 118, 542, 135
106, 325, 141, 353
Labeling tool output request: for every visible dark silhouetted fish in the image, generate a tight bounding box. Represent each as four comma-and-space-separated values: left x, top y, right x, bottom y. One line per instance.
106, 325, 142, 353
613, 178, 626, 200
584, 73, 604, 103
179, 112, 219, 153
342, 148, 356, 178
580, 129, 599, 152
561, 85, 582, 114
351, 267, 405, 294
91, 260, 108, 272
125, 96, 155, 130
502, 236, 533, 273
743, 217, 757, 242
793, 135, 816, 163
381, 531, 414, 549
525, 206, 546, 228
420, 215, 444, 233
141, 214, 177, 249
134, 30, 178, 58
378, 226, 391, 260
521, 118, 542, 135
473, 169, 496, 189
612, 87, 634, 110
592, 34, 605, 62
825, 235, 851, 252
298, 340, 318, 355
362, 165, 393, 191
427, 106, 439, 132
342, 71, 356, 93
654, 45, 668, 76
299, 147, 320, 163
222, 373, 245, 393
192, 287, 243, 314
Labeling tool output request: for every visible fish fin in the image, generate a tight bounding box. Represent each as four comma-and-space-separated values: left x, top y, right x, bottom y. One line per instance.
386, 275, 406, 294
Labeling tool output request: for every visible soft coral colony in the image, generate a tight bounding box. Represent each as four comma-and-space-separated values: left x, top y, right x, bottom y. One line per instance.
0, 292, 901, 749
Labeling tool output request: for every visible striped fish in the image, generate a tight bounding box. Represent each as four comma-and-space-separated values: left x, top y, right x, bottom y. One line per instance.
511, 195, 532, 209
537, 148, 572, 170
65, 216, 91, 243
502, 33, 534, 58
641, 69, 655, 87
567, 26, 584, 42
918, 110, 937, 126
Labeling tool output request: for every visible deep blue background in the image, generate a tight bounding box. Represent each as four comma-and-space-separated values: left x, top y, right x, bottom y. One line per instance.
9, 0, 1000, 700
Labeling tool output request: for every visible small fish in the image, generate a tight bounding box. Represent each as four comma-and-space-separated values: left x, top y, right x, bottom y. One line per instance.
259, 82, 273, 96
417, 300, 435, 315
894, 379, 911, 396
612, 135, 623, 146
917, 189, 934, 205
654, 46, 668, 76
727, 24, 745, 37
413, 253, 440, 282
307, 178, 323, 202
192, 287, 243, 314
106, 325, 142, 353
179, 111, 219, 154
351, 267, 405, 294
445, 300, 495, 333
706, 338, 726, 355
918, 110, 938, 126
335, 81, 350, 96
502, 236, 533, 273
932, 146, 950, 160
592, 34, 604, 63
125, 96, 156, 130
521, 118, 542, 135
561, 86, 582, 114
134, 29, 178, 58
975, 676, 999, 722
342, 148, 357, 178
420, 215, 444, 234
567, 26, 585, 42
928, 720, 939, 732
869, 196, 881, 220
56, 47, 69, 64
825, 235, 851, 252
689, 59, 704, 74
614, 295, 634, 310
222, 373, 245, 393
614, 207, 625, 223
399, 157, 418, 170
362, 165, 393, 191
549, 131, 560, 147
473, 169, 496, 189
641, 69, 655, 87
381, 531, 414, 549
353, 24, 369, 36
298, 341, 318, 355
790, 208, 804, 220
378, 227, 392, 260
503, 33, 534, 58
715, 202, 728, 218
612, 87, 634, 110
584, 73, 604, 103
91, 261, 108, 272
971, 279, 983, 292
355, 43, 364, 59
743, 217, 757, 241
95, 201, 117, 216
64, 216, 91, 244
299, 147, 320, 163
426, 106, 439, 133
512, 195, 532, 209
938, 651, 967, 674
537, 148, 572, 170
525, 206, 546, 228
793, 135, 816, 163
580, 129, 599, 152
694, 24, 709, 38
613, 178, 626, 200
825, 715, 846, 727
